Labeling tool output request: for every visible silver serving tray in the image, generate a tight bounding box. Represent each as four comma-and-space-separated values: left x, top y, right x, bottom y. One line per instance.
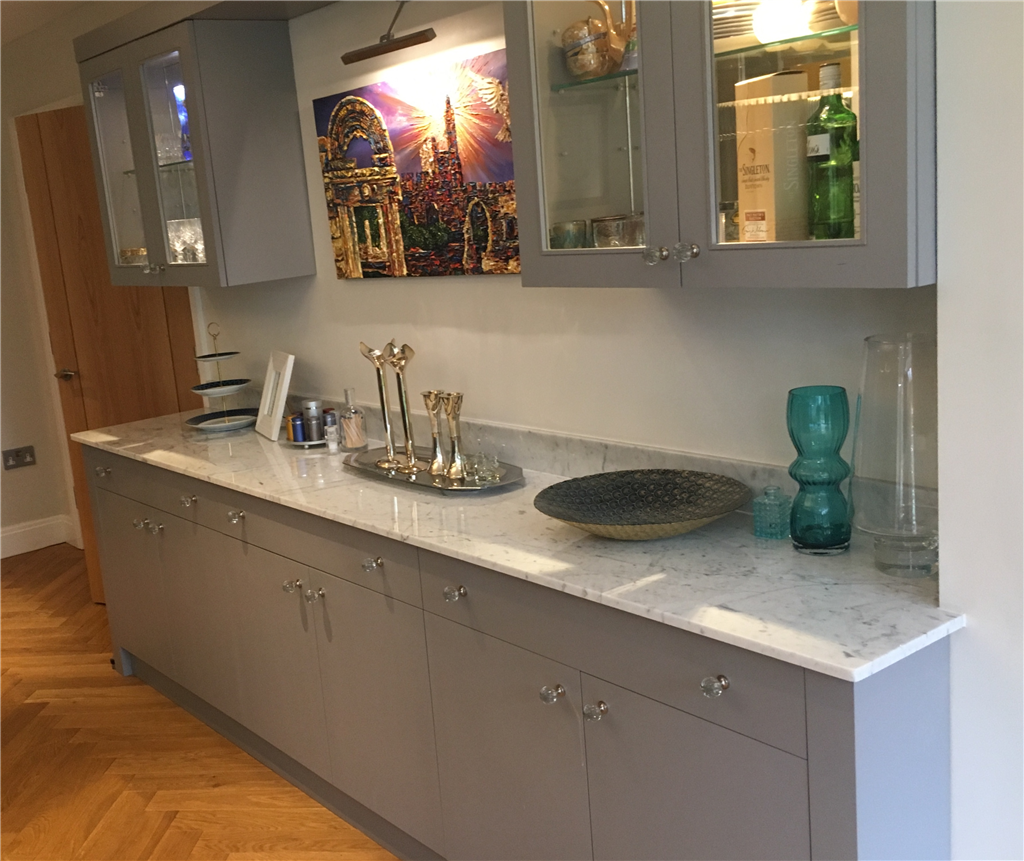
344, 447, 524, 493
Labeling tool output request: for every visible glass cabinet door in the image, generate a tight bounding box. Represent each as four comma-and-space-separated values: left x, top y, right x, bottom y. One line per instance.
709, 0, 861, 246
505, 1, 681, 287
141, 50, 207, 268
88, 69, 149, 270
532, 2, 645, 252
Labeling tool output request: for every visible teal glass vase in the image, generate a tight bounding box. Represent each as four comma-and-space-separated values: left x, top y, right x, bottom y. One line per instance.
787, 385, 851, 554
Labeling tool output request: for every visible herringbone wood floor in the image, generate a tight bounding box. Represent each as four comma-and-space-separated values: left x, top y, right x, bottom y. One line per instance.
1, 543, 397, 861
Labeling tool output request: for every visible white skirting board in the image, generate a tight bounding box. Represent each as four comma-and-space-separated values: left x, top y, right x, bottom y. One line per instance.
1, 515, 82, 558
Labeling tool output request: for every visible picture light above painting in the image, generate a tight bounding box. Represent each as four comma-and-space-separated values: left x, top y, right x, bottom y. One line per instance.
313, 47, 519, 280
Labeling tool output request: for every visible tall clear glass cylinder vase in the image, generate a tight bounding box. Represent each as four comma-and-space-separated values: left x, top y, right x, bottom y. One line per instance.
850, 334, 938, 576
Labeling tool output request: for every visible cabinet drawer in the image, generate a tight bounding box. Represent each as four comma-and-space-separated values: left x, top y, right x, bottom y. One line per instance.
175, 477, 421, 607
420, 550, 806, 758
84, 450, 422, 606
84, 448, 199, 518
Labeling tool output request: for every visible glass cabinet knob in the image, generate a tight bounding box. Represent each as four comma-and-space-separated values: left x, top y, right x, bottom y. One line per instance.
539, 684, 566, 705
583, 701, 609, 721
361, 556, 384, 572
147, 521, 163, 535
95, 466, 112, 477
282, 579, 303, 593
227, 510, 245, 524
700, 674, 731, 698
132, 518, 148, 530
642, 246, 671, 266
672, 242, 701, 262
180, 495, 196, 508
304, 587, 325, 604
443, 585, 467, 603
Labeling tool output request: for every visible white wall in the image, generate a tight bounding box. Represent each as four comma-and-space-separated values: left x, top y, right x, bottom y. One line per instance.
0, 1, 1019, 854
0, 1, 146, 546
936, 3, 1024, 858
199, 1, 935, 470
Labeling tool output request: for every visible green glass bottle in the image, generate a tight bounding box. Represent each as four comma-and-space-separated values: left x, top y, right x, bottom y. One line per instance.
806, 63, 857, 240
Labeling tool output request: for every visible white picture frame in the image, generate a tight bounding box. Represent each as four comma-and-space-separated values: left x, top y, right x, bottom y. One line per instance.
255, 351, 295, 441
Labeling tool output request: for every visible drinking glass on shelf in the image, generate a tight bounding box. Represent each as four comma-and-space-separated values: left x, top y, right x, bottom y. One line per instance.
549, 220, 588, 249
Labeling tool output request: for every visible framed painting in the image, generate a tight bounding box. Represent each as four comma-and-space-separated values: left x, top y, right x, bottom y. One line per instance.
313, 48, 518, 279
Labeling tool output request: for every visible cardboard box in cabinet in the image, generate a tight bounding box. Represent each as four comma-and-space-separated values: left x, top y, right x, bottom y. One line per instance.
735, 70, 809, 242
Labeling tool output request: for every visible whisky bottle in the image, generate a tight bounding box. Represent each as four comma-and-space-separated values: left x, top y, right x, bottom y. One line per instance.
806, 63, 857, 239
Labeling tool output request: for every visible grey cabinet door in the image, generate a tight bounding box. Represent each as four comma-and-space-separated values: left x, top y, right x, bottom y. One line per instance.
583, 674, 810, 861
160, 516, 245, 724
504, 1, 682, 288
93, 489, 174, 674
232, 544, 330, 780
309, 570, 444, 853
424, 613, 592, 861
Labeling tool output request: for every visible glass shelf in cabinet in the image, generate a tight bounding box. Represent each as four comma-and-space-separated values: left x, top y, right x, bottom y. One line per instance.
551, 67, 638, 93
713, 23, 858, 59
123, 159, 195, 177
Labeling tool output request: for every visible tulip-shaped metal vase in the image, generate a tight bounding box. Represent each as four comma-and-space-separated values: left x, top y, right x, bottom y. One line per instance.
359, 342, 398, 469
440, 392, 466, 482
384, 342, 425, 474
422, 390, 447, 477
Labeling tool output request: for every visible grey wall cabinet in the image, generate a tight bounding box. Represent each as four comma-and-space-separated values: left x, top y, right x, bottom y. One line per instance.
424, 613, 593, 861
78, 19, 315, 288
86, 449, 950, 860
504, 1, 935, 289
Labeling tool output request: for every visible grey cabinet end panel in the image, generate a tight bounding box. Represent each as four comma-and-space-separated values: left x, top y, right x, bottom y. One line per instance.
192, 19, 315, 286
806, 638, 950, 860
853, 638, 950, 860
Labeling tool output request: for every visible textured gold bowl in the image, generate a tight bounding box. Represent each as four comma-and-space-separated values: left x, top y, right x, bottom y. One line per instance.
534, 469, 751, 541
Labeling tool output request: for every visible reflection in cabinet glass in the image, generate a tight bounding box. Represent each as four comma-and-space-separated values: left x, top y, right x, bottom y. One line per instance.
142, 50, 207, 266
89, 70, 148, 268
710, 1, 861, 246
532, 2, 645, 251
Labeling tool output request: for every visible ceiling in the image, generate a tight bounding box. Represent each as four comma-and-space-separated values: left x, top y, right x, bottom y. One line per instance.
0, 0, 88, 45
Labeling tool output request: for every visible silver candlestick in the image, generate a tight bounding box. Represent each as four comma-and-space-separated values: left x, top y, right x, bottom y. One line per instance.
422, 390, 447, 476
440, 392, 466, 482
359, 342, 398, 469
384, 341, 425, 474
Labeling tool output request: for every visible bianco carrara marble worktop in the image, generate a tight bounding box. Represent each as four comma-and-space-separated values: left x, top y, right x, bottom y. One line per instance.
73, 411, 964, 683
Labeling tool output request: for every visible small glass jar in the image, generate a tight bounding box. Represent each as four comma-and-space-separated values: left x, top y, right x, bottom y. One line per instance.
752, 486, 791, 539
340, 388, 367, 452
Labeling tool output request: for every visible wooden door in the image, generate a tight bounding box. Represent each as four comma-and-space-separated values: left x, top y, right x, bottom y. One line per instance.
16, 106, 201, 603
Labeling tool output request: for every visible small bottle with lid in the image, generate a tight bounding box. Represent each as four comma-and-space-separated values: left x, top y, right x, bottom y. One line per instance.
753, 486, 792, 540
340, 388, 367, 452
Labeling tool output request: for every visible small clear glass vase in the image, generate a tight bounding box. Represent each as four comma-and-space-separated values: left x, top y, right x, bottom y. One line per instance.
787, 385, 851, 554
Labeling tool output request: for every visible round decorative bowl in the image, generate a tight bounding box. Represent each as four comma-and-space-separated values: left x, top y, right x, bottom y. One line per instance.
533, 469, 751, 540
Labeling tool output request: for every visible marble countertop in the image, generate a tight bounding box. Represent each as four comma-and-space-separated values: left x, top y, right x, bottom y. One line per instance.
73, 412, 964, 682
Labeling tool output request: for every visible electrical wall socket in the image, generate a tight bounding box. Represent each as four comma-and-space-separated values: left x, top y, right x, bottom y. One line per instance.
3, 446, 36, 470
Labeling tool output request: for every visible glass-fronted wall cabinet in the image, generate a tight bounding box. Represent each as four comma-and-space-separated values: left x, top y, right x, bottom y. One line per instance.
505, 1, 935, 289
78, 20, 315, 288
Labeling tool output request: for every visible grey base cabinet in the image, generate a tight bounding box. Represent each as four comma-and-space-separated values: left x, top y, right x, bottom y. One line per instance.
425, 614, 592, 861
582, 675, 809, 861
85, 448, 951, 861
311, 570, 444, 851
